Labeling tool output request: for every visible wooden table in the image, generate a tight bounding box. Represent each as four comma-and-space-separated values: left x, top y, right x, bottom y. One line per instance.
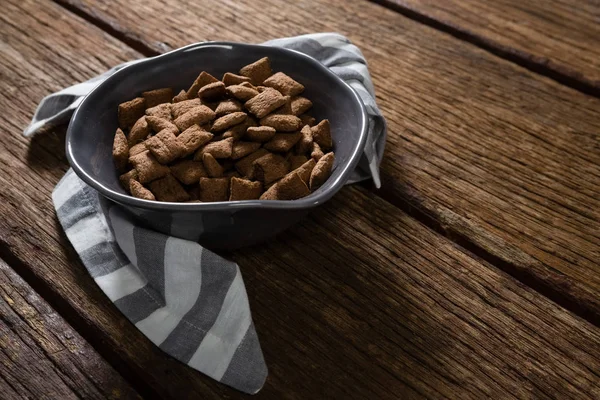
1, 0, 599, 398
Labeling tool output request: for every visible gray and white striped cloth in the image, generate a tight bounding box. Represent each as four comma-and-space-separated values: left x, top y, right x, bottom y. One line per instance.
32, 33, 386, 394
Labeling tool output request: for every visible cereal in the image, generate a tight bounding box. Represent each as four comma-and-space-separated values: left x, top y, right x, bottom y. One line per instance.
144, 129, 184, 164
172, 89, 188, 103
295, 125, 313, 154
198, 81, 227, 101
215, 99, 243, 117
231, 141, 261, 160
222, 72, 251, 86
177, 124, 214, 157
234, 148, 270, 177
311, 142, 324, 162
226, 84, 259, 102
259, 114, 302, 132
118, 97, 145, 130
112, 128, 129, 171
311, 119, 332, 149
129, 142, 147, 157
171, 98, 201, 119
129, 116, 150, 146
275, 96, 293, 115
187, 71, 219, 98
211, 112, 247, 132
294, 158, 316, 185
291, 96, 312, 116
289, 155, 308, 171
119, 169, 138, 192
174, 105, 216, 131
149, 174, 190, 202
260, 172, 310, 200
199, 177, 230, 202
239, 57, 272, 85
130, 180, 156, 200
142, 88, 173, 108
229, 177, 263, 201
252, 153, 289, 185
263, 132, 302, 153
245, 126, 276, 142
195, 137, 234, 159
146, 116, 178, 134
299, 114, 316, 126
129, 151, 170, 183
222, 119, 254, 140
202, 153, 224, 178
145, 103, 172, 120
309, 152, 335, 190
263, 72, 304, 96
170, 160, 207, 185
245, 88, 287, 118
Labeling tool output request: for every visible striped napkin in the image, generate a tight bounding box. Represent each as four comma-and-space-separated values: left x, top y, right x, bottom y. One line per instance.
30, 33, 386, 394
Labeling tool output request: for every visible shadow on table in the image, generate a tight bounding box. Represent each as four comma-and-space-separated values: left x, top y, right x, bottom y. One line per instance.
26, 125, 69, 174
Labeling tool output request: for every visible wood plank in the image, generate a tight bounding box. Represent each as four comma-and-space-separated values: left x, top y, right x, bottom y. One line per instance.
2, 2, 600, 398
372, 0, 600, 93
56, 0, 600, 322
0, 258, 140, 400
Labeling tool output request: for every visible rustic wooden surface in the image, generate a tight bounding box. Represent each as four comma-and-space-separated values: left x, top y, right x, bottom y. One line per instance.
372, 0, 600, 93
1, 0, 599, 398
0, 258, 139, 399
57, 0, 600, 322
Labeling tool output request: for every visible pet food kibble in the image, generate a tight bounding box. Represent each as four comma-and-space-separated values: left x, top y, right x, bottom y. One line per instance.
231, 141, 261, 160
222, 72, 251, 86
225, 171, 241, 178
130, 180, 156, 201
129, 142, 147, 157
170, 160, 207, 185
260, 114, 302, 132
145, 103, 172, 120
195, 137, 234, 159
146, 116, 178, 134
198, 81, 226, 101
291, 96, 312, 116
299, 114, 316, 126
295, 125, 313, 154
199, 177, 230, 202
177, 124, 214, 157
118, 97, 145, 130
187, 71, 219, 98
252, 153, 288, 185
174, 105, 216, 131
171, 98, 201, 118
211, 112, 247, 132
311, 142, 324, 161
229, 177, 263, 201
145, 129, 184, 164
310, 152, 334, 190
245, 88, 287, 118
112, 128, 129, 171
222, 119, 254, 140
239, 57, 272, 85
149, 174, 190, 202
311, 119, 332, 149
142, 88, 173, 108
173, 89, 188, 103
202, 153, 224, 178
215, 99, 243, 117
271, 171, 310, 200
234, 148, 270, 177
129, 116, 150, 146
240, 81, 257, 89
119, 170, 138, 192
294, 158, 316, 185
129, 151, 170, 183
275, 96, 293, 115
264, 132, 302, 153
245, 126, 276, 142
226, 84, 259, 102
289, 155, 308, 171
263, 72, 304, 96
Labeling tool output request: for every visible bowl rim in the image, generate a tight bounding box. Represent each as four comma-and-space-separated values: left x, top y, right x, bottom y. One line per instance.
66, 41, 369, 211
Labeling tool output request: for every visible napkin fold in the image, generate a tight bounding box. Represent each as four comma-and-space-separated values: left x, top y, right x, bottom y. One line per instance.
30, 33, 386, 394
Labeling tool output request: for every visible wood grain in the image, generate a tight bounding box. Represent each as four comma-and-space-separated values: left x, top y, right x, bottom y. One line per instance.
0, 258, 139, 400
55, 0, 600, 322
2, 2, 600, 398
372, 0, 600, 93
